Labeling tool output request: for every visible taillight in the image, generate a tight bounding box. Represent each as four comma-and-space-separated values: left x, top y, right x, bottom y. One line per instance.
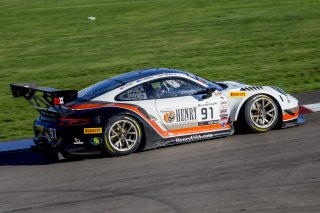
59, 118, 90, 126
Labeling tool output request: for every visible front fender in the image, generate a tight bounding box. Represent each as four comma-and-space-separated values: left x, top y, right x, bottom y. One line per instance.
226, 87, 293, 122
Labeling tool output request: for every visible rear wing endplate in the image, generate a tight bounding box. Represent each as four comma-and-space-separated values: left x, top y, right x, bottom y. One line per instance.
10, 83, 78, 117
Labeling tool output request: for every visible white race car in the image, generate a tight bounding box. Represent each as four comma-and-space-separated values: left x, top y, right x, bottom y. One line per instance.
11, 68, 300, 158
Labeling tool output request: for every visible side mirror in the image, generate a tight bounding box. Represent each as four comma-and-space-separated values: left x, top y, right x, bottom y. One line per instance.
202, 88, 215, 99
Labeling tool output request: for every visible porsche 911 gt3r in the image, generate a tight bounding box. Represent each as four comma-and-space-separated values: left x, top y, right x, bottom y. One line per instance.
10, 68, 300, 159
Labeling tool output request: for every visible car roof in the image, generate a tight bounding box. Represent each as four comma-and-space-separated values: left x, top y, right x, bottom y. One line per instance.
110, 68, 188, 84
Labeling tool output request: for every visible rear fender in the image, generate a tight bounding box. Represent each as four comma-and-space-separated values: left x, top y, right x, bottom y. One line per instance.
89, 106, 163, 151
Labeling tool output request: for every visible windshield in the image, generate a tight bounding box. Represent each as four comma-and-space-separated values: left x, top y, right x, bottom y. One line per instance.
78, 79, 123, 101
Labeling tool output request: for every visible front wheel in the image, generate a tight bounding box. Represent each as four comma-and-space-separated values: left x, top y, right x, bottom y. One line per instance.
244, 95, 279, 132
103, 115, 142, 156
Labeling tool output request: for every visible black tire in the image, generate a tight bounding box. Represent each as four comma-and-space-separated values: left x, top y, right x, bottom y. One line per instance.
103, 115, 142, 156
244, 94, 279, 132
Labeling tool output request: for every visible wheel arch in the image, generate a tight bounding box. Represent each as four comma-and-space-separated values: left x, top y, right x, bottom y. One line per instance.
114, 112, 147, 152
233, 93, 283, 124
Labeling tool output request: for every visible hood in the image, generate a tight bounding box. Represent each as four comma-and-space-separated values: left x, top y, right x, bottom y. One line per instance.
217, 81, 265, 92
217, 81, 250, 91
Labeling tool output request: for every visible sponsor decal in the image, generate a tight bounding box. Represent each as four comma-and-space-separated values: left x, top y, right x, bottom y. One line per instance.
220, 109, 228, 113
221, 116, 228, 121
164, 111, 175, 123
220, 114, 229, 117
229, 92, 247, 97
74, 138, 84, 145
198, 120, 219, 126
125, 82, 134, 87
220, 101, 228, 107
53, 97, 64, 105
287, 97, 291, 103
198, 102, 217, 107
143, 76, 153, 80
221, 122, 226, 128
121, 85, 146, 100
175, 133, 215, 143
176, 107, 197, 122
186, 73, 196, 78
163, 107, 197, 123
165, 73, 179, 76
90, 137, 102, 145
84, 127, 102, 134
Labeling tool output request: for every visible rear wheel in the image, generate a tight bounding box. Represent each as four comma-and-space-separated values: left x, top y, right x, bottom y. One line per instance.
244, 95, 279, 132
103, 115, 142, 156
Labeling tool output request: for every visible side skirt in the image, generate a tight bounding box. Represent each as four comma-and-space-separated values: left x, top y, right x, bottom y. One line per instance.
145, 129, 231, 150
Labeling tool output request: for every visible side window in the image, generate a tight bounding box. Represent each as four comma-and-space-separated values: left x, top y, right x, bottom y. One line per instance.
149, 77, 204, 99
116, 85, 147, 101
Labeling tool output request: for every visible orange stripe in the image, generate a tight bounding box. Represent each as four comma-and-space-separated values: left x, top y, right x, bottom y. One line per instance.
71, 102, 230, 137
167, 124, 230, 136
283, 111, 299, 121
70, 103, 104, 109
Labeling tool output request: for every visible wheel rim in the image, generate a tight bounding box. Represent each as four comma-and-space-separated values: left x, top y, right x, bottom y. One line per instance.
250, 97, 277, 129
108, 120, 138, 152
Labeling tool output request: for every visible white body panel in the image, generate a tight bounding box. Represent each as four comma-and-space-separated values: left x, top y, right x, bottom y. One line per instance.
220, 82, 299, 121
92, 71, 298, 131
94, 73, 230, 131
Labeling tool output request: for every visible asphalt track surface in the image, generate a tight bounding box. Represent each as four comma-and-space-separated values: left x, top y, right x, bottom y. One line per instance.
1, 91, 320, 213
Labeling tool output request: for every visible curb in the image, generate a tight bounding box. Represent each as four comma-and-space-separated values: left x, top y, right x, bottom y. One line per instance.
299, 103, 320, 114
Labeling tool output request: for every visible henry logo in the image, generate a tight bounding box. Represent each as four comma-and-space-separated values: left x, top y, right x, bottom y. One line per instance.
164, 111, 175, 123
90, 137, 102, 145
176, 107, 197, 122
53, 97, 64, 105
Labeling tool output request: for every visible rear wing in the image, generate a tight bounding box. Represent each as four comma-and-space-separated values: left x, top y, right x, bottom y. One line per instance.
10, 83, 78, 118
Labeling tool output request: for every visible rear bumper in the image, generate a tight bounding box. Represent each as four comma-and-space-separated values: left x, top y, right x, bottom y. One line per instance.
31, 145, 58, 155
31, 139, 101, 156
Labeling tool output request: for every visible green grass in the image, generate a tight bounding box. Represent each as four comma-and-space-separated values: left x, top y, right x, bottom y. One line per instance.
0, 0, 319, 140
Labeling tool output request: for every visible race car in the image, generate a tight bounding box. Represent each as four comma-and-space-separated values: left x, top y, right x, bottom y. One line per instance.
10, 68, 300, 159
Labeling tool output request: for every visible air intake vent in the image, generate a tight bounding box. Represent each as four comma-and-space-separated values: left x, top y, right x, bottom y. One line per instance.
241, 86, 263, 91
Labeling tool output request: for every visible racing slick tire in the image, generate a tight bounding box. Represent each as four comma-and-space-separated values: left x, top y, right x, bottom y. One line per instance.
103, 115, 142, 156
244, 94, 279, 132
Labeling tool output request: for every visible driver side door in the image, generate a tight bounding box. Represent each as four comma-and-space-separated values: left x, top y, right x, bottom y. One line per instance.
147, 77, 222, 130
